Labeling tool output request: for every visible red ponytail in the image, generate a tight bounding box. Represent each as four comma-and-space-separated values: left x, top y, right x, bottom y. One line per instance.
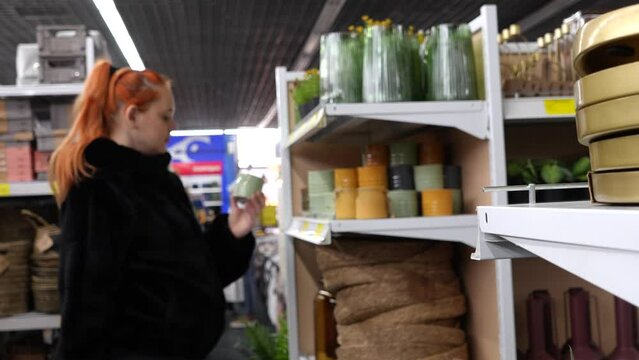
49, 60, 170, 204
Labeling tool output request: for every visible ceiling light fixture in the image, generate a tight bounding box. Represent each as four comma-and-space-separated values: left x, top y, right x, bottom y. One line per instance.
92, 0, 145, 70
170, 129, 224, 137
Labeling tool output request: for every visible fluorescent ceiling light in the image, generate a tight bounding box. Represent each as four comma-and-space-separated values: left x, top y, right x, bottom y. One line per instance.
170, 129, 224, 136
93, 0, 145, 70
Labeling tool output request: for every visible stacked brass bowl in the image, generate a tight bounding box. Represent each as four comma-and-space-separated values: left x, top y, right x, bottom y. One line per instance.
574, 4, 639, 203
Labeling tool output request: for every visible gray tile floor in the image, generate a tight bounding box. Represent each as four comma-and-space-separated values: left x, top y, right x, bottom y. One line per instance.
206, 322, 252, 360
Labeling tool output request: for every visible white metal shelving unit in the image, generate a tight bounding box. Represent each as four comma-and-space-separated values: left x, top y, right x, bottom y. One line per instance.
286, 215, 477, 246
474, 201, 639, 307
0, 313, 60, 331
503, 96, 575, 121
0, 83, 84, 332
0, 83, 84, 98
0, 181, 53, 197
276, 5, 516, 360
288, 100, 488, 147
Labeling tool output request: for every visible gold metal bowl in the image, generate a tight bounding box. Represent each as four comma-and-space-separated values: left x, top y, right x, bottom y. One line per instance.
589, 170, 639, 203
590, 134, 639, 171
573, 4, 639, 78
576, 94, 639, 144
575, 61, 639, 109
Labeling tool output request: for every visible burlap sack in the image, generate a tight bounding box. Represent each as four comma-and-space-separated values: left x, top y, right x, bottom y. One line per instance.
357, 295, 467, 326
315, 240, 453, 272
336, 343, 456, 360
334, 279, 461, 325
417, 343, 469, 360
337, 323, 466, 347
322, 262, 456, 293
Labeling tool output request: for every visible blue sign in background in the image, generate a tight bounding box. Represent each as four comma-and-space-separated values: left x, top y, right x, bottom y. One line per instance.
167, 135, 237, 213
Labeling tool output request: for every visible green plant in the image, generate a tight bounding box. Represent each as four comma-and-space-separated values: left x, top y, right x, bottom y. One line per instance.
245, 317, 289, 360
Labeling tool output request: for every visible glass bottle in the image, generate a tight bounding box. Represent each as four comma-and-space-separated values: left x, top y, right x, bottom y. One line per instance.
608, 297, 639, 360
559, 23, 573, 84
562, 288, 604, 360
315, 289, 338, 360
542, 33, 554, 96
533, 37, 546, 96
526, 290, 560, 360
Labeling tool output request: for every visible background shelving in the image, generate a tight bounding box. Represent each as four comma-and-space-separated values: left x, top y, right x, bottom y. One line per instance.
0, 181, 53, 197
503, 96, 575, 121
0, 84, 83, 98
0, 313, 60, 332
276, 5, 514, 360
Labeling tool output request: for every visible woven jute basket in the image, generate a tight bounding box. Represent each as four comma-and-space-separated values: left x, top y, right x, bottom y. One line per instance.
336, 343, 456, 360
322, 263, 456, 293
0, 289, 28, 316
337, 323, 466, 348
0, 266, 29, 288
315, 240, 453, 272
417, 343, 469, 360
31, 266, 58, 277
354, 295, 467, 326
334, 279, 461, 325
0, 240, 31, 266
32, 283, 59, 314
0, 209, 35, 242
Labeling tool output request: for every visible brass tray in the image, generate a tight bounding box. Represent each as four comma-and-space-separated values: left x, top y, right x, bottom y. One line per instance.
589, 170, 639, 203
590, 134, 639, 171
575, 61, 639, 109
576, 94, 639, 144
573, 4, 639, 77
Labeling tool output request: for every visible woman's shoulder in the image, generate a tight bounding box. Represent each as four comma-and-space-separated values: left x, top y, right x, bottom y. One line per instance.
64, 173, 135, 214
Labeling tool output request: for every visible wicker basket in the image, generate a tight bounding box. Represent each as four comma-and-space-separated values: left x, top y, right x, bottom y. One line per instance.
0, 209, 35, 242
0, 289, 28, 316
0, 240, 31, 266
32, 283, 59, 313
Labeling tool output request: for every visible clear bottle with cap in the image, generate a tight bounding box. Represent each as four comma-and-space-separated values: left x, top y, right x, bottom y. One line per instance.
559, 23, 574, 83
552, 28, 563, 95
533, 36, 547, 95
509, 24, 529, 83
541, 32, 554, 95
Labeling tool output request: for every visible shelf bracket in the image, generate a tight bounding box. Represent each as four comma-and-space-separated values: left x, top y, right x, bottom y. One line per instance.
471, 231, 535, 260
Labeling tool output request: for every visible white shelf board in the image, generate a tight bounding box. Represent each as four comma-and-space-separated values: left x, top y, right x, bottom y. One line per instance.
187, 187, 222, 195
0, 83, 83, 97
286, 215, 477, 246
503, 96, 575, 120
203, 201, 223, 207
0, 312, 60, 331
0, 181, 53, 197
287, 101, 488, 148
475, 201, 639, 306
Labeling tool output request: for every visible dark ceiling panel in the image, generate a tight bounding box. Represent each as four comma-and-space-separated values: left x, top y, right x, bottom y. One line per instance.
0, 0, 637, 129
522, 0, 639, 39
116, 0, 326, 129
0, 0, 126, 85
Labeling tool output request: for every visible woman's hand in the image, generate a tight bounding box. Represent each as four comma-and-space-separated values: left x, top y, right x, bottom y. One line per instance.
228, 192, 266, 238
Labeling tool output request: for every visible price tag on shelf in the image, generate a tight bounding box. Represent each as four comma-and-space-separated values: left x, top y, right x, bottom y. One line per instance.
0, 183, 10, 197
300, 221, 310, 232
544, 99, 576, 116
315, 223, 325, 235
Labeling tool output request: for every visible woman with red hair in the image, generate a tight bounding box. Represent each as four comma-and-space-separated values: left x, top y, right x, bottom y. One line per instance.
50, 60, 264, 359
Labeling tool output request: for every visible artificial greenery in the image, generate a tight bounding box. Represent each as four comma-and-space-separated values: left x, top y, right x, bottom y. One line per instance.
507, 156, 590, 185
245, 317, 289, 360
